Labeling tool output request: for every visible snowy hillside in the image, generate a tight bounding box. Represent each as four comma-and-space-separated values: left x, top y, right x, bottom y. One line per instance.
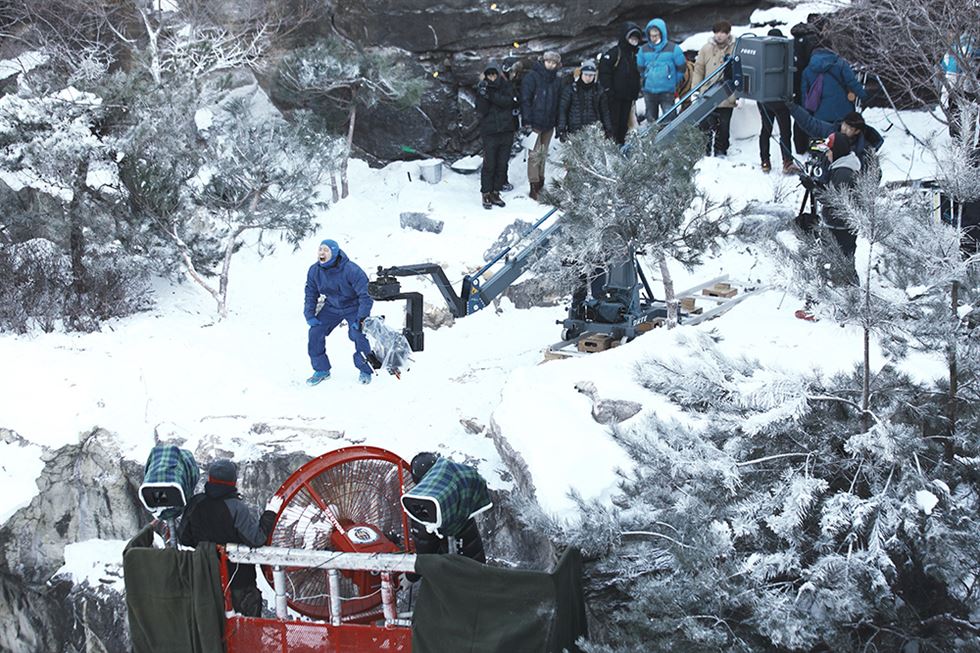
0, 0, 956, 586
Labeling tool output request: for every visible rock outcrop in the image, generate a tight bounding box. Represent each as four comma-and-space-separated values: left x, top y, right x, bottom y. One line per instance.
285, 1, 767, 162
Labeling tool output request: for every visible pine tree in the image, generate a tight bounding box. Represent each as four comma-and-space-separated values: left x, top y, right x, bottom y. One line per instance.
543, 125, 726, 327
159, 100, 335, 317
535, 332, 980, 652
277, 38, 426, 199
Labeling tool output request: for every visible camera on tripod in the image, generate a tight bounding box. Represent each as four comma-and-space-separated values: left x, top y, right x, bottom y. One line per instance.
803, 139, 829, 179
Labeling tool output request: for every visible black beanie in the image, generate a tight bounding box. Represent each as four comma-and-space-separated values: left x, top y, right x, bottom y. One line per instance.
208, 459, 237, 486
829, 131, 852, 159
842, 111, 865, 130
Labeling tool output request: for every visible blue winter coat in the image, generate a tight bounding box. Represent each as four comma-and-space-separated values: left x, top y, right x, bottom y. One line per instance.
636, 19, 686, 95
801, 49, 868, 122
303, 249, 373, 321
520, 61, 561, 132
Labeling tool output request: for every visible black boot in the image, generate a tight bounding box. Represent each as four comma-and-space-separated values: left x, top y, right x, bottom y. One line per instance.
482, 193, 493, 210
489, 191, 506, 207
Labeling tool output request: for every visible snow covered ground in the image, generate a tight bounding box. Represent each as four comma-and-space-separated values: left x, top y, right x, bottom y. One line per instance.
0, 1, 954, 582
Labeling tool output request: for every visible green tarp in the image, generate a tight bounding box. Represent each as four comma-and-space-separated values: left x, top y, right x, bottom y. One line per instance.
412, 548, 587, 653
123, 524, 226, 653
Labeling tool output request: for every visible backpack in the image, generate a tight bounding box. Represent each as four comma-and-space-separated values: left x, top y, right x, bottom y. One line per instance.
803, 72, 824, 112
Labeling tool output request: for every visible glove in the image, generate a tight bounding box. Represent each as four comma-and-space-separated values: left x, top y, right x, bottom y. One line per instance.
689, 91, 700, 102
306, 317, 321, 327
520, 125, 532, 136
265, 494, 284, 514
557, 130, 568, 143
350, 318, 364, 331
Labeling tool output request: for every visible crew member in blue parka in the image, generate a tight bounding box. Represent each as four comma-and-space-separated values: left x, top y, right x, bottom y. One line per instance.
303, 239, 375, 385
636, 18, 686, 124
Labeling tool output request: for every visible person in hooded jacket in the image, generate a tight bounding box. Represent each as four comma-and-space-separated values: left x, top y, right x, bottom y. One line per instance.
690, 20, 737, 156
557, 60, 612, 140
178, 459, 281, 617
801, 45, 867, 123
476, 61, 518, 210
598, 22, 644, 144
636, 18, 686, 124
788, 105, 884, 172
303, 239, 375, 385
521, 51, 563, 201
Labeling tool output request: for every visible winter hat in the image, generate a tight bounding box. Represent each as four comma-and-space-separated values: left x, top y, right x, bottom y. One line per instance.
208, 459, 238, 487
501, 56, 520, 74
319, 239, 340, 259
484, 61, 500, 75
767, 28, 785, 38
580, 60, 598, 74
410, 452, 439, 484
842, 111, 865, 130
827, 131, 852, 159
543, 51, 562, 65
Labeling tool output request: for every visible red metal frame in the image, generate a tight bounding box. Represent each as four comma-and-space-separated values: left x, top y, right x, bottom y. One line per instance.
218, 545, 412, 653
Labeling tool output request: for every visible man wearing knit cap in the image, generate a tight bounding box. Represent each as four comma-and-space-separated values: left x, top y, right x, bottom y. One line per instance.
520, 50, 562, 200
303, 239, 375, 385
179, 459, 283, 616
557, 60, 612, 139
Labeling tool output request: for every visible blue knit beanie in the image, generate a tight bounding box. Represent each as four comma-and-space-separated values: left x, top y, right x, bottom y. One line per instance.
319, 239, 339, 259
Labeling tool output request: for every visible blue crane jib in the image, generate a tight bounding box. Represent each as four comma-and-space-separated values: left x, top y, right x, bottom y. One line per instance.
369, 36, 794, 352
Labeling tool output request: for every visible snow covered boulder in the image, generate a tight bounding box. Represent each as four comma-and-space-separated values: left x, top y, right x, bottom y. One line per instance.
400, 211, 444, 234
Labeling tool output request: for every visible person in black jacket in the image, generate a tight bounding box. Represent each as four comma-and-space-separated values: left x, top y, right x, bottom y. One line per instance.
476, 61, 518, 210
178, 459, 281, 617
521, 51, 562, 201
598, 22, 643, 145
557, 60, 613, 140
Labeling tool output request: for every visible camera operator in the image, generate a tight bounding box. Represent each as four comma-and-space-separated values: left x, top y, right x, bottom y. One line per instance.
797, 131, 862, 307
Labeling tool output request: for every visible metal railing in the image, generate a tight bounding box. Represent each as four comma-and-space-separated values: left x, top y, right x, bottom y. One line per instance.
225, 545, 417, 628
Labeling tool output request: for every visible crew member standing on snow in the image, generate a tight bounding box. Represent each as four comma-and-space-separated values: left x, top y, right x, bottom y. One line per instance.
178, 459, 282, 617
599, 22, 644, 144
690, 20, 737, 157
521, 51, 562, 202
758, 28, 797, 173
476, 61, 518, 210
636, 18, 686, 124
801, 42, 867, 124
304, 239, 375, 385
557, 60, 612, 140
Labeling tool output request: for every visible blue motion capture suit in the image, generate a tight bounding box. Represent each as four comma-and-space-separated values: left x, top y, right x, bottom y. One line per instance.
304, 239, 374, 375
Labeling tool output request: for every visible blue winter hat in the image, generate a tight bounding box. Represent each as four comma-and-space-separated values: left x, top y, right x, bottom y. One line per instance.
319, 239, 339, 258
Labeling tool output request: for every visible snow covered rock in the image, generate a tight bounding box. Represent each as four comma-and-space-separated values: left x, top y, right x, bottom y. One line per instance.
400, 211, 444, 234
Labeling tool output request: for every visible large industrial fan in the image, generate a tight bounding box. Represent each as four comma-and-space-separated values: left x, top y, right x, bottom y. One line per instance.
263, 446, 415, 623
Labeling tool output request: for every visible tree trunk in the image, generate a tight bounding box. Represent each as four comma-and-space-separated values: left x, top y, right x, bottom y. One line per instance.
341, 97, 357, 199
138, 6, 163, 86
862, 326, 871, 433
946, 278, 959, 461
658, 255, 678, 329
67, 160, 90, 297
169, 224, 223, 314
329, 173, 340, 203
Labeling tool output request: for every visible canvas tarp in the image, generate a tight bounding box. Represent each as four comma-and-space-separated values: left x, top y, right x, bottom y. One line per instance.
123, 524, 226, 653
412, 547, 587, 653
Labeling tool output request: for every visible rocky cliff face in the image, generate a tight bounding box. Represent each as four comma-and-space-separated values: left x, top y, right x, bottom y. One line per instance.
295, 0, 767, 162
0, 425, 556, 651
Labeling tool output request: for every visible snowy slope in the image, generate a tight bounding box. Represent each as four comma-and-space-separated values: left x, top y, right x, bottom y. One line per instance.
0, 1, 953, 553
